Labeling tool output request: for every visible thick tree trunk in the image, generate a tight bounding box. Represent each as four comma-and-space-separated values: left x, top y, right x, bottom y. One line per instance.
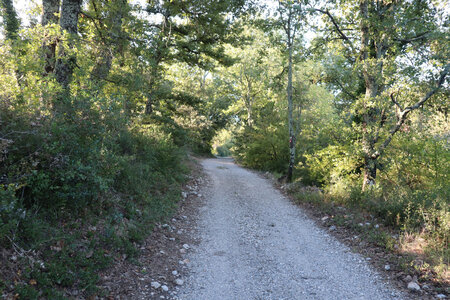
54, 0, 81, 91
286, 38, 295, 182
1, 0, 20, 40
42, 0, 60, 75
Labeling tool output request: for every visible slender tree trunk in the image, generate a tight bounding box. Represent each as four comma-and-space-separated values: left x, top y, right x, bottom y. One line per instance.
42, 0, 60, 75
247, 103, 253, 127
54, 0, 81, 92
286, 37, 295, 182
359, 0, 378, 190
145, 90, 154, 115
362, 155, 377, 191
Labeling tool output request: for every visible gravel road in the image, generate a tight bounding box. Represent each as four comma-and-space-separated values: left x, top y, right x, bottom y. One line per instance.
177, 158, 406, 300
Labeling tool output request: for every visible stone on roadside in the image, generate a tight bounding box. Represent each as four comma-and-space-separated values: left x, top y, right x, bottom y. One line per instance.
151, 282, 161, 289
174, 279, 184, 286
407, 281, 421, 291
161, 285, 169, 292
329, 225, 336, 231
182, 244, 190, 249
172, 270, 178, 276
384, 265, 390, 271
436, 294, 446, 299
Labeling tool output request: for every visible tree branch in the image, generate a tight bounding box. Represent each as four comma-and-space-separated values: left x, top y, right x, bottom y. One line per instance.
403, 63, 450, 113
313, 8, 355, 52
390, 91, 403, 111
374, 63, 450, 158
394, 31, 430, 44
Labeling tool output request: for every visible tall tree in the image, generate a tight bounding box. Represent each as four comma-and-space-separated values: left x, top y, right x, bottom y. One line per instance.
276, 0, 304, 182
314, 0, 449, 190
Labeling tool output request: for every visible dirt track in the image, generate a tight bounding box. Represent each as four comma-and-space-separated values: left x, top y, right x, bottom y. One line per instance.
176, 158, 406, 300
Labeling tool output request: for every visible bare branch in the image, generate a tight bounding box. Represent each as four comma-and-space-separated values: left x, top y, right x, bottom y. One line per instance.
389, 91, 403, 111
313, 9, 355, 52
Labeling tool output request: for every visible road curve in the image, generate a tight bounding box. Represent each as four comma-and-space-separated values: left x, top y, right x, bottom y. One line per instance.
177, 158, 405, 300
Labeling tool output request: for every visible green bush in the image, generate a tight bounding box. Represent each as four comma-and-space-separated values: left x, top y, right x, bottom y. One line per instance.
0, 95, 188, 297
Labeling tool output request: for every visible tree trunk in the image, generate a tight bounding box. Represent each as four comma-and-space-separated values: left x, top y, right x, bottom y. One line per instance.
247, 104, 253, 127
42, 0, 60, 75
362, 156, 377, 191
54, 0, 81, 92
145, 91, 154, 115
1, 0, 20, 40
359, 0, 377, 190
286, 37, 295, 182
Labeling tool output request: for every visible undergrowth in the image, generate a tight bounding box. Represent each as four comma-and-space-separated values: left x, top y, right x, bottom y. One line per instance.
0, 100, 189, 299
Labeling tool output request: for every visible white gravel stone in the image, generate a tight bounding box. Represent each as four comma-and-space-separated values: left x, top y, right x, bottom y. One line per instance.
161, 285, 169, 292
182, 244, 190, 249
151, 282, 161, 289
174, 279, 184, 286
407, 281, 421, 291
436, 294, 446, 299
172, 270, 178, 276
384, 265, 391, 270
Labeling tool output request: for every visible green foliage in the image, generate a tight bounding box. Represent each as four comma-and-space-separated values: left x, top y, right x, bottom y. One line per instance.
212, 129, 234, 157
233, 123, 289, 172
0, 97, 187, 297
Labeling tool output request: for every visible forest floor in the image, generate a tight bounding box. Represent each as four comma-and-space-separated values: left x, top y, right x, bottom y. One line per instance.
96, 157, 446, 300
